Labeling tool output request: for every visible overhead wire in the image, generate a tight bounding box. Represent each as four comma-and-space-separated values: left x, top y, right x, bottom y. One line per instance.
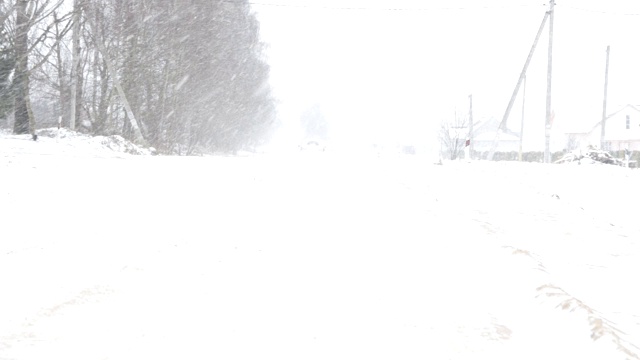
220, 0, 541, 12
561, 5, 640, 16
221, 0, 640, 17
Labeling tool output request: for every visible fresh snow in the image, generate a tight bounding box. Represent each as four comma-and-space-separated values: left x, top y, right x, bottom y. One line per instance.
1, 129, 639, 360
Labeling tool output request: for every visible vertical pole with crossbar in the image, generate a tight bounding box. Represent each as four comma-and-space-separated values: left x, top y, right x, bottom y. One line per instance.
544, 0, 555, 163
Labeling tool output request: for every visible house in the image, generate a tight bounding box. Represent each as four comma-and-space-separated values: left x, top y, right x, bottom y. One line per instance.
565, 104, 640, 151
440, 117, 526, 159
470, 117, 521, 153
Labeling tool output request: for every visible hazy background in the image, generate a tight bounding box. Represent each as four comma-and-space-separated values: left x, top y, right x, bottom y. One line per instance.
255, 0, 640, 152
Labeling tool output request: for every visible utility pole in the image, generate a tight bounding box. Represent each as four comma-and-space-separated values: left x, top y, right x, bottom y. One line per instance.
544, 0, 555, 163
487, 10, 549, 161
468, 94, 474, 159
69, 0, 80, 131
601, 45, 610, 150
519, 76, 526, 161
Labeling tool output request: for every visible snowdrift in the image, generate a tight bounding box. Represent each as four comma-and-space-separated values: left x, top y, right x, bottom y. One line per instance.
1, 133, 639, 360
0, 128, 154, 157
555, 147, 626, 166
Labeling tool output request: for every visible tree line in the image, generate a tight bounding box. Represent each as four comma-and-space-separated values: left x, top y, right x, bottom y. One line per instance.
0, 0, 276, 154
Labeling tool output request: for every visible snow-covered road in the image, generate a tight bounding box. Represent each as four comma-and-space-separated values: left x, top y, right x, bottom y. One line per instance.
1, 133, 639, 359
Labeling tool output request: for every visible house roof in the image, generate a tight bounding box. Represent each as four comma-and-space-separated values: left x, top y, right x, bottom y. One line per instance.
473, 117, 520, 139
473, 130, 520, 142
606, 104, 640, 121
565, 104, 640, 135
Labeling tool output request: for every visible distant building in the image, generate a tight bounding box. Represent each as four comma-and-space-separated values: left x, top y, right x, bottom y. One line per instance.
564, 104, 640, 151
469, 117, 521, 153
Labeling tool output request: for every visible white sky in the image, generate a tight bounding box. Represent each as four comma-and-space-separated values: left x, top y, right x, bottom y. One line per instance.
255, 0, 640, 150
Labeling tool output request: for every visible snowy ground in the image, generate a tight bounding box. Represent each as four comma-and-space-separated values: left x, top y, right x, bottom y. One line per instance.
1, 129, 639, 359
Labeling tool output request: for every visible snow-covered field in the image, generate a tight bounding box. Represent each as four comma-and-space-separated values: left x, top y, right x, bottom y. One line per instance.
1, 129, 639, 359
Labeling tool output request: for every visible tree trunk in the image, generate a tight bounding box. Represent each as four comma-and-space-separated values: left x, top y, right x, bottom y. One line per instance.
13, 0, 31, 135
54, 13, 70, 128
69, 0, 81, 130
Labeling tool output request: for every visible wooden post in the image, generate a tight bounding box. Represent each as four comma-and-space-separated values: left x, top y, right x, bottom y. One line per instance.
468, 94, 474, 160
601, 45, 610, 150
85, 7, 145, 144
487, 11, 549, 160
519, 76, 526, 161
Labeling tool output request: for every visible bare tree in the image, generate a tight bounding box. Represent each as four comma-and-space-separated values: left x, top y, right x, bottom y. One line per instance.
11, 0, 70, 134
565, 134, 579, 152
439, 112, 469, 160
0, 1, 16, 123
29, 8, 75, 127
10, 0, 275, 153
12, 0, 30, 134
77, 0, 274, 154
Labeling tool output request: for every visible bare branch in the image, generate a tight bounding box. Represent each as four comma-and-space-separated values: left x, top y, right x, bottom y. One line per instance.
0, 2, 17, 29
440, 112, 469, 160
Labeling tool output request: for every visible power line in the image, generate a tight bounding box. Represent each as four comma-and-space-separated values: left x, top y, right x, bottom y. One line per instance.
239, 0, 640, 16
228, 0, 540, 12
218, 0, 640, 17
561, 5, 640, 16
